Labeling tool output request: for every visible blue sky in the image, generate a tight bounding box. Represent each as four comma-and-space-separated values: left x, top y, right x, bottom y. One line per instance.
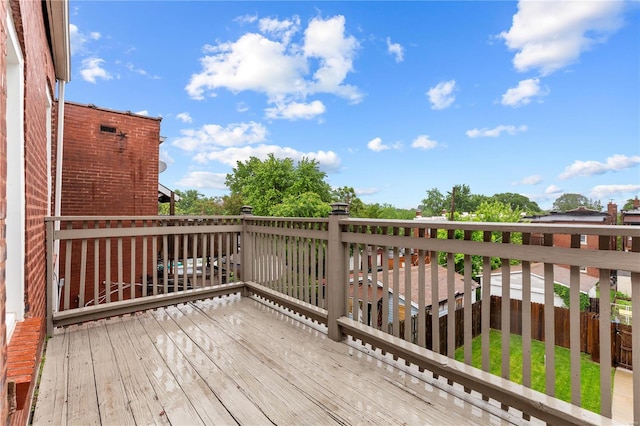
67, 1, 640, 211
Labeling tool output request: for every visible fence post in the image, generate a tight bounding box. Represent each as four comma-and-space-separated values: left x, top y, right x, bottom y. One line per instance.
327, 203, 348, 341
241, 206, 253, 296
46, 218, 55, 337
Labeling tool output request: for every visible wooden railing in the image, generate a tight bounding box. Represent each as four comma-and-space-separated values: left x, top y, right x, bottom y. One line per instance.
45, 212, 640, 424
45, 215, 245, 329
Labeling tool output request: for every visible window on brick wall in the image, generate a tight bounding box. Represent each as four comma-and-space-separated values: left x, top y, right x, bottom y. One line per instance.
5, 11, 26, 341
580, 234, 587, 245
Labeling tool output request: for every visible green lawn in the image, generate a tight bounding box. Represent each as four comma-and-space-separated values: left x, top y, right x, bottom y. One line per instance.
454, 329, 613, 414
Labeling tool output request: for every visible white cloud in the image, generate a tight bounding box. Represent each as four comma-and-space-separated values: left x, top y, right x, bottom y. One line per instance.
501, 78, 548, 107
176, 112, 193, 123
235, 14, 258, 25
366, 137, 401, 152
192, 144, 342, 173
559, 154, 640, 180
466, 125, 527, 138
176, 171, 228, 190
265, 100, 326, 120
513, 175, 542, 186
591, 184, 640, 199
160, 149, 174, 165
386, 37, 404, 63
79, 58, 112, 83
135, 110, 149, 116
545, 184, 563, 195
172, 121, 268, 151
69, 24, 99, 55
411, 135, 439, 150
259, 16, 300, 44
499, 1, 625, 75
355, 187, 379, 196
185, 14, 362, 117
126, 63, 160, 79
427, 80, 456, 110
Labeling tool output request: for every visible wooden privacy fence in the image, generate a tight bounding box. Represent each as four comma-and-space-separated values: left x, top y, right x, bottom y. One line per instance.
400, 295, 632, 369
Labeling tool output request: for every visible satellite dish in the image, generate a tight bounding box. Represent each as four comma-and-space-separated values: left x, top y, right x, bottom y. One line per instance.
159, 160, 167, 174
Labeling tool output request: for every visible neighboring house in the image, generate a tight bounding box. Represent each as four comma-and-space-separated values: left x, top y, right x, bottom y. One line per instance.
621, 196, 640, 252
1, 0, 70, 424
349, 264, 477, 330
485, 263, 599, 308
61, 101, 162, 216
58, 102, 167, 309
524, 203, 618, 278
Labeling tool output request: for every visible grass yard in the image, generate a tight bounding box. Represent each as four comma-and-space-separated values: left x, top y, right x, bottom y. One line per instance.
454, 329, 613, 413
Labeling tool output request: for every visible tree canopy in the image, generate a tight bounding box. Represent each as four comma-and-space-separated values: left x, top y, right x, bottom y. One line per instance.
422, 185, 540, 216
225, 154, 332, 217
552, 193, 602, 212
158, 189, 229, 215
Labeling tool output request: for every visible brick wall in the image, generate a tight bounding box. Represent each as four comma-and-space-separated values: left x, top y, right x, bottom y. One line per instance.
61, 102, 161, 216
1, 0, 58, 424
0, 0, 8, 421
58, 102, 161, 308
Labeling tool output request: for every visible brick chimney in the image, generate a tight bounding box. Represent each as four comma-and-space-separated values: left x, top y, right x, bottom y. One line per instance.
607, 201, 617, 225
634, 196, 640, 209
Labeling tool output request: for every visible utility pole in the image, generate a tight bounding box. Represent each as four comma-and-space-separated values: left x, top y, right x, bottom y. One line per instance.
449, 185, 456, 221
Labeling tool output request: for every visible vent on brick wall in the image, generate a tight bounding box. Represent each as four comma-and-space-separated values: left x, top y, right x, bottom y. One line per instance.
100, 125, 117, 133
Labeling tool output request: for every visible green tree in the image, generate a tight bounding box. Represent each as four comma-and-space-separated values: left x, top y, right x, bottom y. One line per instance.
437, 201, 523, 276
225, 154, 332, 216
489, 192, 542, 214
331, 186, 365, 217
221, 193, 245, 215
447, 184, 482, 213
552, 193, 602, 212
622, 197, 639, 211
421, 187, 446, 216
270, 192, 332, 217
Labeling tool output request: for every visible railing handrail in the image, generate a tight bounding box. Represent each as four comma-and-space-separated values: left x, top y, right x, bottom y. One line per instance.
45, 215, 244, 222
341, 217, 640, 237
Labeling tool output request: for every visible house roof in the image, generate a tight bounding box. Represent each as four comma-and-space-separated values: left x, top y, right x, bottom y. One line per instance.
158, 183, 181, 203
525, 206, 611, 224
388, 264, 476, 308
491, 263, 598, 294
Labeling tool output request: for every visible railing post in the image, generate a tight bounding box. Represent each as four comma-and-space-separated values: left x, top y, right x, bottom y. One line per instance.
241, 206, 253, 296
46, 218, 55, 337
327, 203, 348, 341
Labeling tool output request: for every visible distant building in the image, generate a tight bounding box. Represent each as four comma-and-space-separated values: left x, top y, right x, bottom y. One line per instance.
621, 196, 640, 252
524, 203, 618, 278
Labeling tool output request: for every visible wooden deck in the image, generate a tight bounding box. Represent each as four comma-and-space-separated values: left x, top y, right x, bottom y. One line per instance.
33, 294, 521, 425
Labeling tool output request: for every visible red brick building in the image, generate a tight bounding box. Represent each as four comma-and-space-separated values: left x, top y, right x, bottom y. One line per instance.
58, 102, 163, 309
60, 102, 162, 216
621, 196, 640, 251
0, 1, 70, 424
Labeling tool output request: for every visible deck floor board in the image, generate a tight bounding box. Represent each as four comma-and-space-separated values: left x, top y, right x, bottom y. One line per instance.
33, 295, 514, 425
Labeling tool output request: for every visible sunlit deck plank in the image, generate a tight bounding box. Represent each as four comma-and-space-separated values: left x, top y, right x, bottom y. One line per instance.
136, 310, 242, 424
66, 324, 100, 425
193, 299, 441, 424
35, 295, 516, 426
146, 306, 270, 425
117, 315, 207, 425
102, 316, 169, 425
193, 297, 504, 425
31, 330, 69, 425
88, 320, 135, 425
165, 302, 342, 424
